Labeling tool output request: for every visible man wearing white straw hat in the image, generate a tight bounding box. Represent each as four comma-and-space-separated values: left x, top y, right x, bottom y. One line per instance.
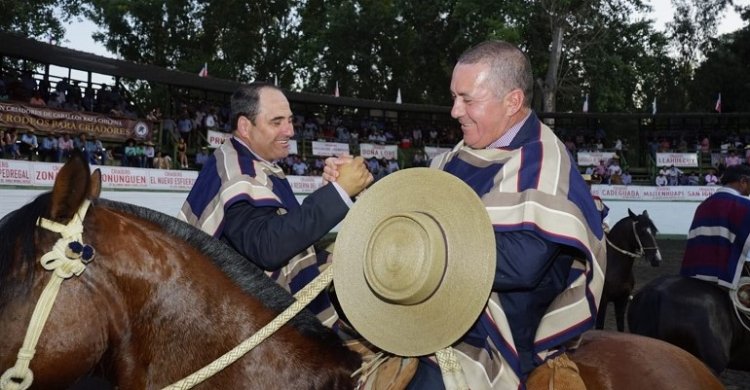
326, 40, 606, 389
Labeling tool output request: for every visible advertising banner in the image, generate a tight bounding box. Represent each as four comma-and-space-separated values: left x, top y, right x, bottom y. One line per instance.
0, 101, 152, 141
655, 153, 699, 167
591, 184, 719, 201
577, 151, 616, 166
360, 143, 398, 160
311, 141, 349, 157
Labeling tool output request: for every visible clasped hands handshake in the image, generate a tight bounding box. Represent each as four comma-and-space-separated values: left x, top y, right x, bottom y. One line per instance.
322, 154, 374, 198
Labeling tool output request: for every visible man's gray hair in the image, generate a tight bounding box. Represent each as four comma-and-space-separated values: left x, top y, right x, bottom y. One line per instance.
230, 83, 281, 129
457, 41, 533, 107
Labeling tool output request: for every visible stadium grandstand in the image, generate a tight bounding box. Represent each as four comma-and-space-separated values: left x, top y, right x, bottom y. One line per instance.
2, 31, 750, 185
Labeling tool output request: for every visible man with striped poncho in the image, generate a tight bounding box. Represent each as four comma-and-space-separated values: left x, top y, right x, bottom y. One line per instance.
324, 41, 606, 389
681, 164, 750, 290
180, 83, 372, 326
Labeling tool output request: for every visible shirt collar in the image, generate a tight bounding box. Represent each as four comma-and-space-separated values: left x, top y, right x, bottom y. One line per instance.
487, 111, 532, 149
717, 186, 742, 197
232, 136, 286, 178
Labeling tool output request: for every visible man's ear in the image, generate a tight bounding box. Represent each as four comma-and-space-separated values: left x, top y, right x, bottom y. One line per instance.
504, 89, 524, 116
236, 115, 253, 137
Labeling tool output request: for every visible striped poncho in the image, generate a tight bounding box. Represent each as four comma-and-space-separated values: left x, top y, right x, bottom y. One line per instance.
681, 187, 750, 289
178, 138, 334, 323
430, 113, 606, 389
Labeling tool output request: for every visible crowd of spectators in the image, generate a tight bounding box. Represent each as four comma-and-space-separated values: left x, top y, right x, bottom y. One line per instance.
1, 127, 110, 165
7, 68, 750, 184
1, 69, 138, 118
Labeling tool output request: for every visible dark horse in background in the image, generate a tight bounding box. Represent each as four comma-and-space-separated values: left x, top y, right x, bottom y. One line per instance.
628, 274, 750, 374
0, 154, 725, 390
0, 153, 360, 389
595, 209, 661, 331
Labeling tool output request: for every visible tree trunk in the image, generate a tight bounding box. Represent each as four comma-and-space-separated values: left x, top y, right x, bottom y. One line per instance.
542, 24, 565, 114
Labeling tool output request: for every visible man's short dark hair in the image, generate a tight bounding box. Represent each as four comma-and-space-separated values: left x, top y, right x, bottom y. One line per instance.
229, 83, 281, 130
720, 165, 750, 185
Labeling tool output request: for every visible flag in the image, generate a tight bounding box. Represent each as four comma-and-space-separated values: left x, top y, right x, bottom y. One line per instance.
198, 63, 208, 78
715, 93, 722, 113
396, 88, 402, 104
582, 94, 589, 113
334, 81, 340, 97
652, 97, 657, 115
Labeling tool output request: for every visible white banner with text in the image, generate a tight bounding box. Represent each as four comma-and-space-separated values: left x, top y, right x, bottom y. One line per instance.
577, 151, 617, 166
655, 153, 699, 167
359, 143, 398, 160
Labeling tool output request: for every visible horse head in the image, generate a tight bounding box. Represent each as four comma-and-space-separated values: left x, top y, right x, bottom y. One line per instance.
627, 208, 662, 267
0, 152, 360, 389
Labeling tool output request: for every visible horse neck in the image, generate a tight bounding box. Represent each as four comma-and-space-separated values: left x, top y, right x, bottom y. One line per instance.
90, 210, 299, 388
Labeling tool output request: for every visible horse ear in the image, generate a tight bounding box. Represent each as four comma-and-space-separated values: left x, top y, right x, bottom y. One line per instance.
88, 169, 102, 200
628, 208, 636, 218
50, 151, 91, 220
643, 210, 649, 217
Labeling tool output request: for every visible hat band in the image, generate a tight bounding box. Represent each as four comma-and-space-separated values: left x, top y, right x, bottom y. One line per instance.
363, 212, 447, 305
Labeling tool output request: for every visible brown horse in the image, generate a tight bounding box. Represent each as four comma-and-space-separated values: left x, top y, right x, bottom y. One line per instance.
565, 330, 723, 390
0, 154, 723, 390
0, 153, 360, 389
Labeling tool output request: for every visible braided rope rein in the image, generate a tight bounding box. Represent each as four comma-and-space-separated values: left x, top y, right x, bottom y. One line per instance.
0, 198, 470, 390
0, 200, 94, 390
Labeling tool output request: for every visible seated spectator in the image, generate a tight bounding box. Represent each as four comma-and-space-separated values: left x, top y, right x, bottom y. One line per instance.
655, 172, 668, 186
4, 128, 20, 159
19, 129, 38, 160
412, 150, 427, 167
291, 155, 308, 176
29, 91, 46, 106
74, 133, 93, 164
386, 158, 400, 174
56, 133, 74, 162
666, 164, 683, 186
620, 170, 632, 185
607, 156, 623, 184
704, 169, 719, 186
153, 150, 172, 169
90, 135, 108, 165
725, 150, 742, 167
687, 171, 701, 186
195, 146, 209, 170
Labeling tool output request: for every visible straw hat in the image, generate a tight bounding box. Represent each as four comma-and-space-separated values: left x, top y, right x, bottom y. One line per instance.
332, 168, 495, 357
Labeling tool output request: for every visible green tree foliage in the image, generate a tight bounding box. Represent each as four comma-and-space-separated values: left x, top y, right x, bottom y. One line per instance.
690, 24, 750, 112
0, 0, 82, 41
3, 0, 746, 113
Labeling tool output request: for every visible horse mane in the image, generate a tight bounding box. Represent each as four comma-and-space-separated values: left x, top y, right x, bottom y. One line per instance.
0, 192, 52, 307
95, 198, 337, 341
0, 194, 337, 343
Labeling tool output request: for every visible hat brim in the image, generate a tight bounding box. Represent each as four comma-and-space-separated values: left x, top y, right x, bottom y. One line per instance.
333, 168, 495, 356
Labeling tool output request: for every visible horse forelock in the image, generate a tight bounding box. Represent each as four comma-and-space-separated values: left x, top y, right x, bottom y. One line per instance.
95, 199, 334, 339
0, 192, 53, 310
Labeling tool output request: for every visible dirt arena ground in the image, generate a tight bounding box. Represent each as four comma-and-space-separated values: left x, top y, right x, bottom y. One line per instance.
601, 238, 749, 389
